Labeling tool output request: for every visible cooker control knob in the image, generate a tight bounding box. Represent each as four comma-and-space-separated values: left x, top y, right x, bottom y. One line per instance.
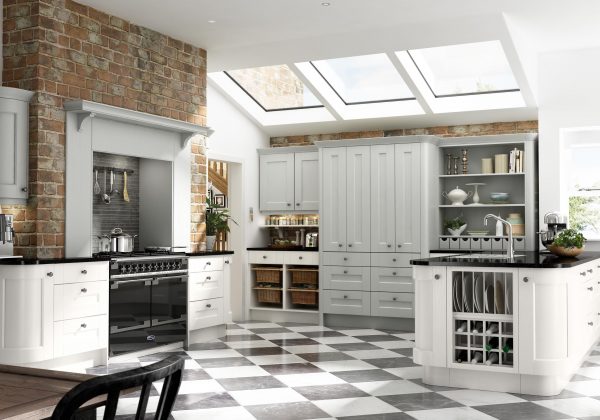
120, 266, 127, 274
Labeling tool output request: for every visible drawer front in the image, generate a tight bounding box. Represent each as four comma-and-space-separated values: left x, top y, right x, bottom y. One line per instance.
60, 262, 109, 284
189, 271, 223, 301
371, 292, 414, 318
322, 290, 370, 316
54, 280, 107, 321
322, 252, 370, 267
248, 251, 284, 265
53, 314, 107, 357
323, 266, 370, 291
189, 256, 224, 273
371, 267, 414, 293
189, 298, 224, 330
371, 253, 418, 268
284, 252, 319, 266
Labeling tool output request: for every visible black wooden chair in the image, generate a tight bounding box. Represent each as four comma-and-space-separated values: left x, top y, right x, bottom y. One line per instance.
52, 355, 184, 420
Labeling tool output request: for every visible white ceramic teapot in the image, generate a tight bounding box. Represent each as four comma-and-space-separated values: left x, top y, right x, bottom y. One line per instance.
442, 186, 472, 206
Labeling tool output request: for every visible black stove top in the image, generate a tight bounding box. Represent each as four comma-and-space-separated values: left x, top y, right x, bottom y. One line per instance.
93, 249, 187, 259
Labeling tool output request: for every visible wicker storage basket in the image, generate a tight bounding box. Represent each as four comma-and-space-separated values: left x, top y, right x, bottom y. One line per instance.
289, 268, 318, 289
255, 288, 282, 304
253, 267, 282, 287
290, 290, 318, 306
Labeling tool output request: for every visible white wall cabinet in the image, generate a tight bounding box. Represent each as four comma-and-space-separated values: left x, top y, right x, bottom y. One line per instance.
259, 150, 319, 211
395, 143, 421, 253
322, 147, 347, 251
0, 87, 34, 204
346, 146, 371, 252
371, 145, 396, 252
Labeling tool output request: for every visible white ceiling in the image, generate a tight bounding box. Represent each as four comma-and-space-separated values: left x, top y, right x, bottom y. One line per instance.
75, 0, 600, 135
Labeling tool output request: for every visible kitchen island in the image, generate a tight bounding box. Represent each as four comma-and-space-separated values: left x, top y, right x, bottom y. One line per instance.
411, 251, 600, 396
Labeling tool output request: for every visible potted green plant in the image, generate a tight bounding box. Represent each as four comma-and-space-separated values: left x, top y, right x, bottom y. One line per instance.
548, 228, 586, 257
444, 216, 467, 236
205, 198, 238, 251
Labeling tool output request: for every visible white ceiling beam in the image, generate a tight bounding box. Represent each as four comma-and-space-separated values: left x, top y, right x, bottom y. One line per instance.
288, 62, 343, 121
387, 51, 433, 115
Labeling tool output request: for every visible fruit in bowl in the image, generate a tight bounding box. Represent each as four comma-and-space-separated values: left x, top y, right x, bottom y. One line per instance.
547, 229, 586, 257
489, 192, 510, 203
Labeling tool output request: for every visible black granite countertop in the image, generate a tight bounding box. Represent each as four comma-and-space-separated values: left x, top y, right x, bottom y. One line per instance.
247, 247, 319, 252
411, 251, 600, 268
0, 256, 111, 265
186, 251, 234, 256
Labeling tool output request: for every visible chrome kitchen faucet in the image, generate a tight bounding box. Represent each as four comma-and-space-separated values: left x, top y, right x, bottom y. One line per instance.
484, 214, 514, 259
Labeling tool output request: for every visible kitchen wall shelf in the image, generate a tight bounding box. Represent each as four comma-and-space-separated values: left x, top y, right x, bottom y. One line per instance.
440, 173, 525, 178
439, 204, 525, 208
262, 225, 319, 228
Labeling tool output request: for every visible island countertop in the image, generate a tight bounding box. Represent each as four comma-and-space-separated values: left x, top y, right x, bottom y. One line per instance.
411, 250, 600, 268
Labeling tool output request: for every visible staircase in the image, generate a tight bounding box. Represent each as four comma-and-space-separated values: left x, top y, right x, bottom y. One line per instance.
209, 160, 228, 195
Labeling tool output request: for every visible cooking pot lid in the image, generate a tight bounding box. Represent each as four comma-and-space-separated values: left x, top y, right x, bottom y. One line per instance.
110, 227, 131, 238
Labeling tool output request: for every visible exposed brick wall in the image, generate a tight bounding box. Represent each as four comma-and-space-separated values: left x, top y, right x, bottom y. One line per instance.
2, 0, 207, 257
271, 120, 539, 147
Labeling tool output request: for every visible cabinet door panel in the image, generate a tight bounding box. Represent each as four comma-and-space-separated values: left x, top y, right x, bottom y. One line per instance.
0, 97, 28, 201
295, 152, 319, 211
346, 146, 370, 252
54, 315, 107, 357
322, 290, 370, 316
371, 292, 414, 318
322, 148, 347, 251
371, 145, 395, 252
322, 266, 370, 291
260, 153, 294, 211
189, 271, 224, 301
189, 298, 224, 330
54, 280, 107, 321
395, 143, 421, 253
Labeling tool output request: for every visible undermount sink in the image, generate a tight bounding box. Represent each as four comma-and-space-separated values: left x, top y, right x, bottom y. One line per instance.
451, 253, 525, 260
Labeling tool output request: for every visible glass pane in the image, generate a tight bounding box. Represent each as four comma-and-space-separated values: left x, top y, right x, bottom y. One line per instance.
312, 53, 414, 104
409, 41, 519, 96
226, 65, 322, 111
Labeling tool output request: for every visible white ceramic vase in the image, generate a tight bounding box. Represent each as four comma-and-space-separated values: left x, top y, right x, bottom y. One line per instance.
448, 224, 468, 236
206, 235, 216, 251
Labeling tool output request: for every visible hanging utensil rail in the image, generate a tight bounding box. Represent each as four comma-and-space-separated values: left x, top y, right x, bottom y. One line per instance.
93, 166, 134, 174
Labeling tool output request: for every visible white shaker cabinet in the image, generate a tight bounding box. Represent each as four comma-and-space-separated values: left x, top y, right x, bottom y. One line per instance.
294, 151, 319, 211
346, 146, 370, 252
259, 153, 295, 211
322, 147, 347, 251
371, 145, 396, 252
395, 143, 421, 253
0, 87, 34, 204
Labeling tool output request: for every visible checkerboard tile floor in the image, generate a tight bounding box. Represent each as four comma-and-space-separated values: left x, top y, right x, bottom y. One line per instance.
88, 322, 600, 419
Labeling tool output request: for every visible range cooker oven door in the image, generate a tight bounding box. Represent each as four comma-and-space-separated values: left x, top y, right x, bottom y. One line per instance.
149, 274, 188, 348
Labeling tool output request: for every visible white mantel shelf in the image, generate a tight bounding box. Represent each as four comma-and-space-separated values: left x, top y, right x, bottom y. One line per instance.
64, 100, 213, 147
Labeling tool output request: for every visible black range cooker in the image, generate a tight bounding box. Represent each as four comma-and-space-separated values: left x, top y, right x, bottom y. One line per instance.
99, 250, 189, 356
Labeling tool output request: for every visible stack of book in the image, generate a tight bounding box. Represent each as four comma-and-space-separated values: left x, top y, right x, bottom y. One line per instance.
509, 148, 524, 173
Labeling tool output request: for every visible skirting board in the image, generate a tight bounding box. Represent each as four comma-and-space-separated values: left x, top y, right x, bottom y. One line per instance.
249, 308, 320, 324
188, 325, 226, 347
324, 314, 415, 332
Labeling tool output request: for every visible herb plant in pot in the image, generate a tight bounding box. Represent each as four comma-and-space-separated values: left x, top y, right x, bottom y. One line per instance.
444, 217, 467, 236
548, 228, 586, 257
205, 199, 238, 251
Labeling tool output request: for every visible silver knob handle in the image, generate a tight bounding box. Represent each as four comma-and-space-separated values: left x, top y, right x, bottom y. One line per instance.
393, 272, 397, 276
589, 322, 594, 326
343, 270, 348, 274
81, 323, 87, 328
392, 297, 397, 301
206, 261, 211, 265
392, 258, 397, 262
47, 272, 54, 277
588, 287, 593, 291
81, 269, 87, 275
299, 256, 303, 260
21, 187, 28, 192
287, 203, 291, 207
589, 269, 594, 274
263, 256, 267, 259
397, 244, 402, 248
206, 276, 212, 280
434, 274, 440, 280
348, 244, 353, 247
387, 244, 391, 248
81, 288, 87, 293
581, 272, 587, 276
296, 203, 300, 206
523, 277, 529, 283
206, 304, 212, 308
343, 257, 348, 261
225, 260, 230, 264
343, 295, 348, 299
339, 244, 343, 247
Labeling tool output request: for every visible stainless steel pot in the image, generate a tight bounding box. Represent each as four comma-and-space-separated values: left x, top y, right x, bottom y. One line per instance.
108, 228, 137, 253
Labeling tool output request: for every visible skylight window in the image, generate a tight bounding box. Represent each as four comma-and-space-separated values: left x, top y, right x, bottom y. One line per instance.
407, 41, 519, 97
225, 65, 323, 111
311, 54, 414, 104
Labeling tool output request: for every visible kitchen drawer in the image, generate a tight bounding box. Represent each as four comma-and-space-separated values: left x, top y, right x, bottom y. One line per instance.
322, 266, 370, 291
371, 292, 414, 318
449, 238, 460, 250
371, 253, 418, 268
322, 290, 370, 316
371, 267, 414, 293
189, 271, 223, 301
53, 314, 107, 357
189, 298, 224, 330
59, 262, 109, 284
322, 252, 370, 267
284, 252, 319, 266
189, 256, 224, 272
54, 280, 107, 321
248, 251, 284, 265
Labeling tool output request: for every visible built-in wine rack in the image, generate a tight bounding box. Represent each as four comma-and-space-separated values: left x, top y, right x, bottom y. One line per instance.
451, 270, 515, 369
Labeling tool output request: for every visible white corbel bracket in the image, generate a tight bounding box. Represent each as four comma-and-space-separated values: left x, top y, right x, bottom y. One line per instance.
76, 112, 96, 131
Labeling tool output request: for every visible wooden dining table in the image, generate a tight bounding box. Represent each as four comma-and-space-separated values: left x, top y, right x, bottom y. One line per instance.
0, 364, 102, 420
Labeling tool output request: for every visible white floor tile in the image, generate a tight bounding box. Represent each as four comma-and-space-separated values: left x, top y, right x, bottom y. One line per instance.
337, 329, 386, 336
385, 366, 424, 379
257, 332, 306, 340
177, 379, 226, 394
371, 340, 415, 349
229, 387, 307, 406
186, 349, 242, 359
286, 326, 333, 332
204, 365, 270, 379
225, 340, 278, 349
344, 349, 401, 360
535, 397, 600, 417
577, 366, 600, 379
102, 396, 159, 416
237, 322, 280, 329
184, 359, 202, 370
393, 333, 416, 340
281, 344, 336, 354
245, 354, 306, 365
172, 406, 256, 420
312, 336, 363, 345
225, 329, 253, 335
313, 396, 399, 417
353, 379, 431, 396
438, 389, 526, 406
407, 406, 497, 420
275, 372, 346, 387
311, 359, 377, 372
565, 379, 600, 396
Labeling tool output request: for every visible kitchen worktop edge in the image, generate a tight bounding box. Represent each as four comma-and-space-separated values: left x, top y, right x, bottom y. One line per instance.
412, 251, 600, 268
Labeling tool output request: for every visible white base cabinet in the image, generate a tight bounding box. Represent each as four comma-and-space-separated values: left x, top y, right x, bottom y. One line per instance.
414, 260, 600, 396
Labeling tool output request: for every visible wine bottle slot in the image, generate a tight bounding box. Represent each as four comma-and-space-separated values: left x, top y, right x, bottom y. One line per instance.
502, 338, 513, 353
485, 337, 500, 351
471, 321, 483, 334
471, 351, 483, 364
456, 350, 468, 363
485, 352, 499, 366
485, 322, 499, 334
456, 321, 468, 333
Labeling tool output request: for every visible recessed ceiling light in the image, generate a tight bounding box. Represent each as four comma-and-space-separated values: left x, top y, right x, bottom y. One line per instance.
321, 2, 331, 6
208, 20, 216, 23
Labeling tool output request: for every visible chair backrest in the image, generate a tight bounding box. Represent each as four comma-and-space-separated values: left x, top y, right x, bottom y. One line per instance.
52, 355, 184, 420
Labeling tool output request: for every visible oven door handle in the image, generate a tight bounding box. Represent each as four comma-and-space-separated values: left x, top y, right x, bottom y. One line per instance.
110, 320, 151, 334
152, 275, 188, 285
151, 316, 187, 327
110, 278, 153, 289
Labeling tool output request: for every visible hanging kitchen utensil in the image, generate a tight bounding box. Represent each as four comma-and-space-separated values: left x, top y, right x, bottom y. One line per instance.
109, 170, 114, 195
123, 171, 130, 202
112, 170, 119, 195
93, 169, 101, 195
102, 170, 111, 204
